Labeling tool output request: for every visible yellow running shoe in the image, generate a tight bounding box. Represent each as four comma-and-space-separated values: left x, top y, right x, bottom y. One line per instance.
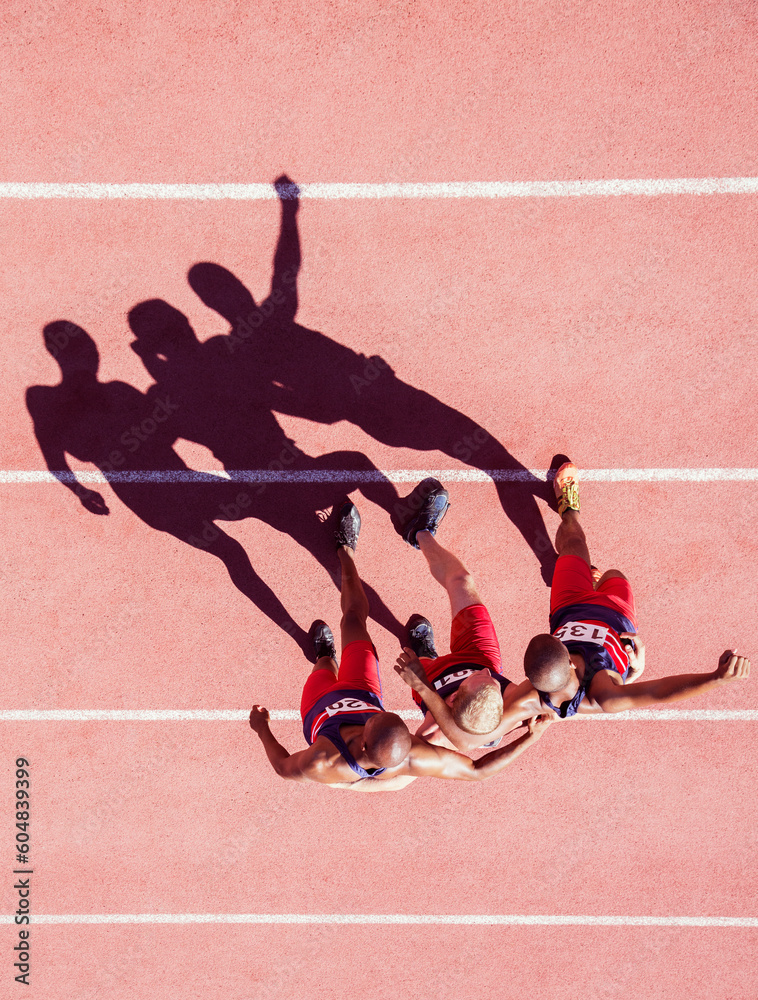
554, 461, 580, 515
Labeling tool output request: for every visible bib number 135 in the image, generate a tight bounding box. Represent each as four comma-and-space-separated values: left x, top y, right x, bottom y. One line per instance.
553, 621, 608, 645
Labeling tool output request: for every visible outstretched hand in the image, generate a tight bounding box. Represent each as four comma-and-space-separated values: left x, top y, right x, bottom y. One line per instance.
715, 650, 751, 682
394, 647, 429, 694
527, 713, 554, 739
249, 705, 271, 733
620, 632, 645, 680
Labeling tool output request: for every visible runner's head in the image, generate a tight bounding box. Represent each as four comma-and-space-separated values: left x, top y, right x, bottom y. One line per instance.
188, 262, 257, 323
128, 299, 198, 365
43, 321, 99, 374
363, 712, 412, 768
451, 671, 503, 735
523, 634, 572, 692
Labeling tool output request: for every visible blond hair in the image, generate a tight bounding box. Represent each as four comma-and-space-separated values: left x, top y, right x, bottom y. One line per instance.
452, 680, 503, 735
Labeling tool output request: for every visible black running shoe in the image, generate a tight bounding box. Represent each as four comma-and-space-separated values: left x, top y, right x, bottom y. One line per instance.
334, 501, 361, 550
309, 620, 336, 661
405, 614, 438, 659
398, 478, 450, 548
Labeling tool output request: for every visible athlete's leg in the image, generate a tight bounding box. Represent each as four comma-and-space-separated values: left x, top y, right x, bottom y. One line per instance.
417, 529, 483, 618
311, 654, 338, 678
555, 510, 591, 567
595, 568, 628, 587
338, 545, 372, 647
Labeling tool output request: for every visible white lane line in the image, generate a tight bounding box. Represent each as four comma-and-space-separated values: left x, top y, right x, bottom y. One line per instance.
1, 178, 758, 200
4, 913, 756, 926
1, 709, 755, 722
3, 468, 758, 485
0, 709, 416, 722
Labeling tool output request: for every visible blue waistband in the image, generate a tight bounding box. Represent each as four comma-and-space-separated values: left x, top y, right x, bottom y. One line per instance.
550, 601, 635, 637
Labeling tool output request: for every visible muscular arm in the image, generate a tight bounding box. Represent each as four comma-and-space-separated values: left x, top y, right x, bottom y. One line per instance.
407, 717, 551, 781
327, 775, 419, 792
589, 650, 750, 713
250, 708, 411, 787
254, 721, 321, 781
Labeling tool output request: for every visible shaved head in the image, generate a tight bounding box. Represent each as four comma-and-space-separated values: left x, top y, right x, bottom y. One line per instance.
43, 321, 98, 374
453, 673, 503, 735
188, 262, 256, 322
363, 712, 412, 768
128, 299, 197, 355
524, 634, 572, 692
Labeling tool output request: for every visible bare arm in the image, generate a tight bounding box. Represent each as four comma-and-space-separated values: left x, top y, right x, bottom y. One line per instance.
407, 715, 553, 781
589, 650, 750, 713
249, 706, 321, 782
250, 707, 415, 790
327, 775, 419, 792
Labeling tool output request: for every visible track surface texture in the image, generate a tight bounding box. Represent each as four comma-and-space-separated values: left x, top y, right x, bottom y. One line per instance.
1, 2, 757, 999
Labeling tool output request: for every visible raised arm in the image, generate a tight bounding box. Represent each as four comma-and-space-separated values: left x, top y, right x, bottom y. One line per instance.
265, 175, 301, 325
248, 705, 320, 782
407, 715, 553, 782
589, 649, 750, 713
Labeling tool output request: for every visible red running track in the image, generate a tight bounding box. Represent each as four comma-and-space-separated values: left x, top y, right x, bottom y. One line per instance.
1, 2, 757, 998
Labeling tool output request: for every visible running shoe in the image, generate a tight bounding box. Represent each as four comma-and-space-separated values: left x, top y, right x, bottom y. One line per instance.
553, 461, 580, 515
405, 614, 438, 659
334, 501, 361, 550
309, 620, 336, 661
399, 478, 450, 548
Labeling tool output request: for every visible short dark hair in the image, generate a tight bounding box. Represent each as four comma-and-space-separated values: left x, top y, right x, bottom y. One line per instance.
364, 713, 411, 768
524, 634, 571, 692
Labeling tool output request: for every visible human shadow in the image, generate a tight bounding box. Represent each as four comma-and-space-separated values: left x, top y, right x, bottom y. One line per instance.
184, 175, 558, 583
27, 173, 558, 657
26, 320, 405, 652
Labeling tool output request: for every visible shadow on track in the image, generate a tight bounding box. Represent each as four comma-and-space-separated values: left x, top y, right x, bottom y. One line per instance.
185, 175, 558, 583
26, 174, 558, 656
26, 320, 405, 652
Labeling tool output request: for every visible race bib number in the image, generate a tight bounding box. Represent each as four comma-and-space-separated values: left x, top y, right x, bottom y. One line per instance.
433, 668, 475, 691
553, 621, 609, 645
324, 697, 379, 717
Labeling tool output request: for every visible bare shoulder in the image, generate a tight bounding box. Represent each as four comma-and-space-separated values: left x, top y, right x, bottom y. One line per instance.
405, 735, 460, 774
408, 734, 445, 757
504, 680, 542, 716
586, 669, 623, 696
297, 739, 356, 784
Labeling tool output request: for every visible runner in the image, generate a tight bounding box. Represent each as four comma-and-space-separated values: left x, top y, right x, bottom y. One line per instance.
394, 478, 511, 750
396, 462, 750, 748
249, 500, 552, 790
